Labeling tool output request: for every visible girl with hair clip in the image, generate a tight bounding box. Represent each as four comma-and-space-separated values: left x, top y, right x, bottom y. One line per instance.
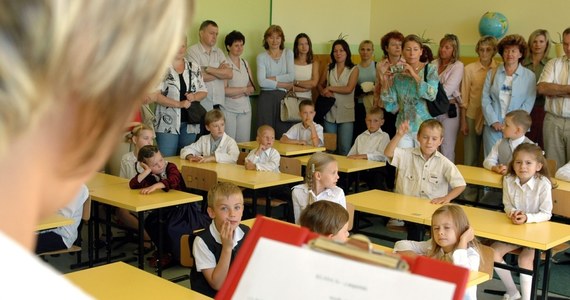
492, 143, 553, 300
394, 205, 481, 300
118, 124, 155, 252
291, 152, 346, 224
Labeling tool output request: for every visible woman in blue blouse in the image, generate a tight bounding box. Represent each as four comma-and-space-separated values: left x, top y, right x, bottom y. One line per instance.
380, 34, 438, 148
481, 34, 536, 157
256, 25, 295, 138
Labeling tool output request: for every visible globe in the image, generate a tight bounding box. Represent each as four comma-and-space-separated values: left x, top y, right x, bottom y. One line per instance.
479, 12, 509, 39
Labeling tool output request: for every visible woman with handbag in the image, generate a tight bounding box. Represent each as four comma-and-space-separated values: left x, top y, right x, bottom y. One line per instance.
293, 33, 319, 100
317, 39, 359, 155
380, 34, 439, 149
153, 36, 207, 157
432, 34, 464, 163
256, 25, 295, 138
481, 34, 536, 157
222, 30, 255, 143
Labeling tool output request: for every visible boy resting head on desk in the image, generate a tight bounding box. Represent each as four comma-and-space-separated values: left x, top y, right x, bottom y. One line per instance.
180, 109, 240, 164
280, 99, 324, 147
191, 182, 250, 298
245, 125, 280, 172
299, 200, 349, 242
483, 110, 533, 175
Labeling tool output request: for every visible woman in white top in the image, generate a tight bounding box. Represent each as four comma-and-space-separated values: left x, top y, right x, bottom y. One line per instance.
222, 30, 255, 143
432, 34, 464, 162
293, 33, 319, 100
317, 39, 359, 155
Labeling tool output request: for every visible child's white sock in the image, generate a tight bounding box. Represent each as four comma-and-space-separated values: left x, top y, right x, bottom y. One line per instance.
494, 260, 519, 296
519, 274, 532, 300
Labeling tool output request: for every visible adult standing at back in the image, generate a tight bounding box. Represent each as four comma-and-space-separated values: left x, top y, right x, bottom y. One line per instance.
256, 25, 295, 138
293, 33, 319, 100
188, 20, 232, 113
223, 30, 254, 143
460, 36, 498, 168
432, 34, 464, 162
523, 29, 551, 149
481, 34, 536, 157
354, 40, 377, 141
317, 39, 359, 155
537, 27, 570, 171
380, 34, 439, 149
154, 36, 208, 156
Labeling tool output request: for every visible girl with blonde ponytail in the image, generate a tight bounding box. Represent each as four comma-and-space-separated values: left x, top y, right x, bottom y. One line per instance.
291, 152, 346, 223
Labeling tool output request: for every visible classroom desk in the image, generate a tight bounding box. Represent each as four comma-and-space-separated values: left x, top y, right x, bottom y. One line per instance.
347, 189, 570, 300
456, 165, 503, 189
296, 154, 386, 192
86, 172, 129, 189
89, 183, 202, 276
346, 189, 439, 224
65, 262, 212, 300
241, 217, 488, 289
167, 157, 303, 216
237, 140, 325, 157
37, 215, 74, 231
458, 164, 570, 194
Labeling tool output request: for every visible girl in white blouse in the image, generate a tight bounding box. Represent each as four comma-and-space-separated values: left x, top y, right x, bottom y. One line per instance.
394, 205, 481, 300
492, 143, 553, 300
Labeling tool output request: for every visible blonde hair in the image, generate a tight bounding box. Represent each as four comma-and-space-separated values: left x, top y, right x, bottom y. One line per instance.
257, 125, 274, 137
207, 182, 243, 208
429, 205, 481, 262
0, 1, 191, 175
305, 152, 337, 204
125, 123, 154, 143
300, 201, 348, 236
527, 29, 551, 60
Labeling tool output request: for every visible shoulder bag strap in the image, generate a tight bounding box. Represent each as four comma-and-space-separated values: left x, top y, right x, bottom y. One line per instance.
242, 58, 256, 90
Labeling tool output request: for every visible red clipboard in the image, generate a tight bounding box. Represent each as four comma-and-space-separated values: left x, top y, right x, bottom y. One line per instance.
216, 216, 468, 300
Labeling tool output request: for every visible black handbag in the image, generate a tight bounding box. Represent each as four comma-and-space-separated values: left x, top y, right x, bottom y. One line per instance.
186, 101, 207, 124
423, 64, 450, 117
314, 95, 336, 125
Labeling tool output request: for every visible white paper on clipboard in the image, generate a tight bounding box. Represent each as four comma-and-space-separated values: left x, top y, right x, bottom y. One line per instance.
232, 237, 455, 300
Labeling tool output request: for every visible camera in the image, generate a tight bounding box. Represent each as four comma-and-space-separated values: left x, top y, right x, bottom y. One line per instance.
389, 64, 405, 73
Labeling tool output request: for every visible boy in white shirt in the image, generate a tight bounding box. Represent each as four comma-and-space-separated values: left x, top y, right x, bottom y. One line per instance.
347, 107, 390, 190
280, 99, 324, 147
180, 109, 239, 164
481, 110, 533, 207
245, 125, 280, 172
385, 119, 466, 240
483, 110, 533, 174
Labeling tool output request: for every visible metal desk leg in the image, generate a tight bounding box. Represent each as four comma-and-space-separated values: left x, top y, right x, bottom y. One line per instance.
88, 207, 94, 268
105, 205, 112, 263
354, 172, 361, 193
137, 211, 145, 270
530, 249, 541, 300
94, 201, 100, 262
157, 208, 164, 277
252, 190, 258, 216
541, 249, 553, 300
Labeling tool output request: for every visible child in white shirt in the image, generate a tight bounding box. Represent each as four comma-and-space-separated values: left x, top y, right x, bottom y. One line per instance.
291, 152, 346, 224
280, 99, 324, 147
245, 125, 280, 172
491, 143, 553, 300
555, 160, 570, 182
180, 109, 239, 163
348, 107, 390, 190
